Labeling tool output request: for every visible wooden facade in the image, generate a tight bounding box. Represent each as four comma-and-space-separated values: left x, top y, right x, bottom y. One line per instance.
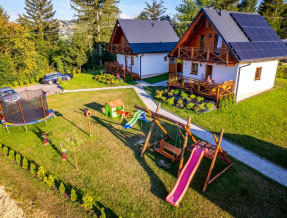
167, 73, 235, 105
105, 61, 139, 81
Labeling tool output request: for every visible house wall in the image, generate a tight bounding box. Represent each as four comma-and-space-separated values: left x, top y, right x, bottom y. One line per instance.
236, 60, 278, 102
182, 61, 238, 83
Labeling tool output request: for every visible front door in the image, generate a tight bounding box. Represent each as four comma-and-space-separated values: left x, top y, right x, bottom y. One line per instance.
205, 65, 213, 80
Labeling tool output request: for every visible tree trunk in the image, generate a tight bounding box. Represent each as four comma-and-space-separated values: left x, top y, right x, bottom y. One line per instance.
98, 43, 102, 67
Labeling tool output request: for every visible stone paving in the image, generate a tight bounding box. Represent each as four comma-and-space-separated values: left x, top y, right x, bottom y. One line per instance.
59, 83, 287, 187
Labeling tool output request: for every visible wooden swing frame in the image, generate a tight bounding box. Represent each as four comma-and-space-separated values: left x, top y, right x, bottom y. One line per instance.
135, 104, 233, 192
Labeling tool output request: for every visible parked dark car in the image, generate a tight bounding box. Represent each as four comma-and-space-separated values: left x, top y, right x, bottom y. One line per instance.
0, 87, 20, 102
42, 72, 73, 85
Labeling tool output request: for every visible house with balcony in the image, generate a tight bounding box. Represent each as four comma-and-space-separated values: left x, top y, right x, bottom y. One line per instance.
168, 8, 287, 102
106, 19, 178, 80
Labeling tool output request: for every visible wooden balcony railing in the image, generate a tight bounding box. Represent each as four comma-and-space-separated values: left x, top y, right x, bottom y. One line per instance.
109, 44, 131, 55
167, 73, 234, 106
104, 61, 133, 81
177, 46, 235, 65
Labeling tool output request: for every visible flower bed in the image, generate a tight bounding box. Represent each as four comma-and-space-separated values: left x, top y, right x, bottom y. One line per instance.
94, 73, 122, 85
155, 89, 215, 113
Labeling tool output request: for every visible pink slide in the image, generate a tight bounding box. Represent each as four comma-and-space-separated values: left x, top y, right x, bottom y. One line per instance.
166, 146, 205, 207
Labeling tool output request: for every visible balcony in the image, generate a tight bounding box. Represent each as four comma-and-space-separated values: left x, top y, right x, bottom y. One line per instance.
105, 61, 139, 81
109, 44, 131, 55
167, 73, 235, 105
177, 46, 235, 65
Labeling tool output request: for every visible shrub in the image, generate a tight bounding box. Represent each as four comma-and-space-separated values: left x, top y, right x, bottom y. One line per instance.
170, 89, 175, 93
100, 208, 106, 218
190, 94, 196, 99
71, 188, 77, 202
77, 69, 81, 74
193, 106, 200, 112
59, 182, 66, 195
218, 94, 235, 109
164, 89, 168, 93
46, 175, 55, 188
176, 99, 184, 107
82, 193, 94, 210
186, 103, 195, 110
58, 77, 63, 84
161, 96, 166, 102
8, 149, 15, 161
181, 91, 189, 100
198, 103, 206, 110
186, 97, 192, 102
155, 90, 163, 99
174, 89, 181, 95
30, 163, 36, 175
72, 68, 77, 76
168, 92, 173, 97
166, 97, 175, 106
3, 146, 8, 156
196, 96, 204, 102
22, 157, 28, 170
206, 103, 214, 110
37, 166, 46, 180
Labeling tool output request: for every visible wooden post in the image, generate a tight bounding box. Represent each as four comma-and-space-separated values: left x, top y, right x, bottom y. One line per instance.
140, 103, 161, 157
197, 81, 201, 92
203, 129, 224, 192
226, 51, 229, 64
88, 116, 91, 136
207, 48, 210, 61
178, 45, 180, 58
191, 47, 194, 59
178, 117, 192, 176
124, 66, 126, 81
182, 76, 185, 88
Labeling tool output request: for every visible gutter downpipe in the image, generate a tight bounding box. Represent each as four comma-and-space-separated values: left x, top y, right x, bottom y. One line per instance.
139, 54, 144, 80
235, 62, 251, 102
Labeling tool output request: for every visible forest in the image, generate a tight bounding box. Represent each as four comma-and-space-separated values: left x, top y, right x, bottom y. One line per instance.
0, 0, 286, 86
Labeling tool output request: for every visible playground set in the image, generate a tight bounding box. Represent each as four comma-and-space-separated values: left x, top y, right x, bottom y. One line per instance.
0, 89, 54, 133
135, 104, 233, 207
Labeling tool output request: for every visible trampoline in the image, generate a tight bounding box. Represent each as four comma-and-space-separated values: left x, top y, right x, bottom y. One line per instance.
0, 89, 54, 133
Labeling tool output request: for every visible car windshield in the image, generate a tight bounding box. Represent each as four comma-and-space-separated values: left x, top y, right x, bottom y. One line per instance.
0, 90, 15, 97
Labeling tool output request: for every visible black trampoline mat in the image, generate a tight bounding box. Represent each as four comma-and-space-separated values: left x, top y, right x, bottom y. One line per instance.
5, 108, 50, 124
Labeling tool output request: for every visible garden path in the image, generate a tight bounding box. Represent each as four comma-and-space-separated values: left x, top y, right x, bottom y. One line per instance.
63, 84, 287, 187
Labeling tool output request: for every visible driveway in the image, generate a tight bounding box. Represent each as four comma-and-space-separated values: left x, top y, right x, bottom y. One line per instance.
15, 83, 62, 95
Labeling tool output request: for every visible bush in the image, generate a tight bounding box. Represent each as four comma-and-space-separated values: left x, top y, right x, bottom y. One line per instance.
58, 77, 63, 84
82, 193, 94, 210
30, 163, 36, 175
59, 182, 66, 195
176, 99, 184, 107
161, 96, 166, 102
164, 89, 168, 93
71, 188, 77, 202
218, 94, 235, 109
170, 89, 175, 93
181, 91, 189, 100
206, 103, 214, 110
77, 69, 81, 74
190, 94, 196, 99
100, 208, 106, 218
174, 89, 181, 95
8, 149, 15, 161
168, 92, 173, 97
37, 166, 46, 180
155, 90, 163, 99
193, 106, 200, 112
198, 103, 206, 110
166, 97, 175, 106
186, 98, 192, 102
46, 175, 55, 188
3, 146, 8, 156
22, 157, 28, 170
196, 96, 204, 102
186, 103, 195, 110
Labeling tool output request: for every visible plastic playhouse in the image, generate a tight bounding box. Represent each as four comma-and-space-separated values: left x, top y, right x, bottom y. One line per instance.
104, 99, 125, 118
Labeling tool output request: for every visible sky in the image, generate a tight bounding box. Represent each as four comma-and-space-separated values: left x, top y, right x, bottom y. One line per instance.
0, 0, 263, 22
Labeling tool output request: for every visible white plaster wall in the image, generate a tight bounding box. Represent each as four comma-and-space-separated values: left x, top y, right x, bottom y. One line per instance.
116, 54, 125, 66
141, 53, 169, 78
236, 60, 278, 101
183, 61, 238, 83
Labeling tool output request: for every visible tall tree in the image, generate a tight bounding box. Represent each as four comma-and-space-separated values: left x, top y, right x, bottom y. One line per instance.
238, 0, 258, 13
0, 5, 9, 20
258, 0, 287, 38
18, 0, 59, 43
71, 0, 120, 67
136, 0, 167, 20
174, 0, 199, 36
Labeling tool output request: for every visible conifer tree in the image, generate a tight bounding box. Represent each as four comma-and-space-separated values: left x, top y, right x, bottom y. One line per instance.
238, 0, 258, 13
18, 0, 59, 43
0, 5, 9, 20
136, 0, 167, 20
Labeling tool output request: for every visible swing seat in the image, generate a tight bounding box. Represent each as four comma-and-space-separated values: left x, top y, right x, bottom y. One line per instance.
154, 140, 182, 162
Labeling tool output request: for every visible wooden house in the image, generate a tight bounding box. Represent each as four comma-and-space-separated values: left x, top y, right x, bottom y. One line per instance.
106, 19, 178, 80
168, 8, 287, 102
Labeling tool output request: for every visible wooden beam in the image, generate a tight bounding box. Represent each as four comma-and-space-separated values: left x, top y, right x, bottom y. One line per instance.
140, 104, 161, 157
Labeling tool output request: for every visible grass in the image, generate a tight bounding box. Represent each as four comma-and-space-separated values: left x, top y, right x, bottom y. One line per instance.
0, 89, 286, 217
143, 73, 169, 84
145, 77, 287, 169
57, 70, 134, 90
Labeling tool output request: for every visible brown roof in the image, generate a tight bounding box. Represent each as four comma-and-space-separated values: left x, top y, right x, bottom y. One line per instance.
106, 99, 124, 108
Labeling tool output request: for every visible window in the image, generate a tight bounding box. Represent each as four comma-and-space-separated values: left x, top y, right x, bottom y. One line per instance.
191, 63, 198, 75
255, 67, 262, 80
200, 35, 205, 50
131, 56, 134, 65
215, 35, 222, 54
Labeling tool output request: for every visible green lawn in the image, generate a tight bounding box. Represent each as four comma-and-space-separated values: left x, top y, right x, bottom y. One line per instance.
60, 70, 134, 90
0, 89, 286, 217
143, 73, 169, 84
145, 77, 287, 169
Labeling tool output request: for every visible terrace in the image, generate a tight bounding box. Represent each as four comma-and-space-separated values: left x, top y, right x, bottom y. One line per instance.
104, 61, 139, 81
108, 44, 131, 55
167, 72, 235, 105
